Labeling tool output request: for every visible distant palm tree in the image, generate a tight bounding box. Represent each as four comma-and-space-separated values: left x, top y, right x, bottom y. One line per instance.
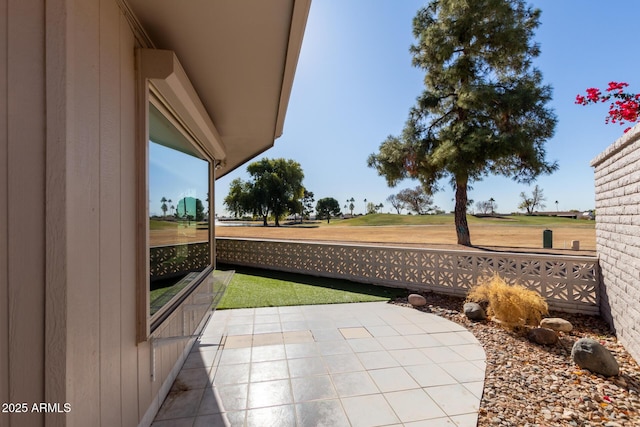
161, 197, 168, 217
348, 197, 355, 216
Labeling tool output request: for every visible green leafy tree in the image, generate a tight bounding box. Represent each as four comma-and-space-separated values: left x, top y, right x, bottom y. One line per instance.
367, 0, 557, 246
223, 158, 304, 226
518, 184, 546, 214
224, 178, 251, 219
289, 198, 303, 223
195, 198, 205, 221
302, 190, 315, 220
316, 197, 342, 223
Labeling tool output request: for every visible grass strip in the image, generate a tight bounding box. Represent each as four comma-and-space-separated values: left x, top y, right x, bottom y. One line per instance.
216, 264, 407, 309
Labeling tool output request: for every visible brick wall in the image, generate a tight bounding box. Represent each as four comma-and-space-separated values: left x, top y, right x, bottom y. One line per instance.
591, 125, 640, 363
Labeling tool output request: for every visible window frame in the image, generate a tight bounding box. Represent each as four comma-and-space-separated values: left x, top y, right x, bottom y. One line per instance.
136, 49, 224, 342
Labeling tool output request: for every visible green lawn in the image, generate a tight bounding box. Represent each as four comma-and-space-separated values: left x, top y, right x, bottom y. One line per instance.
325, 213, 593, 228
216, 264, 407, 309
150, 219, 179, 230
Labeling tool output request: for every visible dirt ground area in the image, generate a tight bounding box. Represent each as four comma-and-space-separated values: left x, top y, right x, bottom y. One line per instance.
149, 223, 595, 255
212, 224, 596, 256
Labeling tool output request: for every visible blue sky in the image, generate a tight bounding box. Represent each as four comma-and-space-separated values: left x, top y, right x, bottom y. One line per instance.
149, 142, 208, 217
214, 0, 640, 217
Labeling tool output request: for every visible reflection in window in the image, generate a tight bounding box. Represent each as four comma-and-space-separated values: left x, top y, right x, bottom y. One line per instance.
148, 103, 210, 317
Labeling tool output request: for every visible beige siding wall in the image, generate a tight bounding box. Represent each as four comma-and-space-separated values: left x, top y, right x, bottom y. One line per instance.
592, 126, 640, 364
0, 0, 9, 419
2, 1, 210, 426
0, 0, 9, 425
1, 1, 47, 426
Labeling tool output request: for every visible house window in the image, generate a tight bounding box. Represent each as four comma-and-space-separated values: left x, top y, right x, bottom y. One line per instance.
137, 49, 225, 341
147, 101, 212, 329
148, 102, 211, 319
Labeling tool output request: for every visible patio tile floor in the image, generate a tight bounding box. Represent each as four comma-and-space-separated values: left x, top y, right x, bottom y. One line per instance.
152, 302, 485, 427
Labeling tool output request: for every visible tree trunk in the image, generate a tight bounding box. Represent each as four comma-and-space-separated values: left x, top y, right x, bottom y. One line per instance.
262, 215, 268, 226
454, 175, 471, 246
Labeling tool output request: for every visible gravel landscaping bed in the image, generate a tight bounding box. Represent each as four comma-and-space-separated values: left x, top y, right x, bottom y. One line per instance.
392, 294, 640, 426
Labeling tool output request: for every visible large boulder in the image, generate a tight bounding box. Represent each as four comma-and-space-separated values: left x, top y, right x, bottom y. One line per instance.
408, 294, 427, 307
463, 302, 487, 321
527, 327, 558, 345
571, 338, 619, 377
540, 317, 573, 333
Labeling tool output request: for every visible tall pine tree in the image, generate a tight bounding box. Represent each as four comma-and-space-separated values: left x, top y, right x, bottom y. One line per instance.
368, 0, 557, 246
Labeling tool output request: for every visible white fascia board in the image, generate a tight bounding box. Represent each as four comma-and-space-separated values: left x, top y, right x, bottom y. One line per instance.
138, 48, 226, 162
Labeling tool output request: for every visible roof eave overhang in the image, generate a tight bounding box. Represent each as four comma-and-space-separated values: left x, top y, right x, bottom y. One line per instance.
122, 0, 311, 178
274, 0, 311, 140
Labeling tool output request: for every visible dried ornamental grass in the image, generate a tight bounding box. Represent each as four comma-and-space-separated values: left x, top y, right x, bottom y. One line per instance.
466, 274, 548, 329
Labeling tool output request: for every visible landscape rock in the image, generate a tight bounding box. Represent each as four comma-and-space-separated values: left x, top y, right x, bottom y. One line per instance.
540, 317, 573, 333
408, 294, 427, 307
463, 302, 487, 321
527, 327, 559, 345
571, 338, 619, 377
392, 293, 640, 426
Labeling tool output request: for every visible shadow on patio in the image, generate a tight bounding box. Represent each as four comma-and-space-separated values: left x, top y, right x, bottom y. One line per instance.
152, 302, 485, 427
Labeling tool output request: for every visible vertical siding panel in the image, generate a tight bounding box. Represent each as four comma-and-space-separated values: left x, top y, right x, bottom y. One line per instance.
135, 42, 151, 422
118, 13, 140, 426
159, 322, 176, 397
7, 1, 46, 426
99, 0, 122, 425
137, 340, 152, 420
0, 0, 8, 415
66, 0, 100, 423
44, 0, 69, 424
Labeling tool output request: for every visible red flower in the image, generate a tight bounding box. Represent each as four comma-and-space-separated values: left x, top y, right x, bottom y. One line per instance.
586, 87, 601, 102
607, 81, 628, 93
577, 82, 640, 132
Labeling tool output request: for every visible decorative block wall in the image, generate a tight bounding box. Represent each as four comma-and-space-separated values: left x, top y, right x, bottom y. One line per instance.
216, 238, 600, 315
591, 125, 640, 362
150, 242, 210, 280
